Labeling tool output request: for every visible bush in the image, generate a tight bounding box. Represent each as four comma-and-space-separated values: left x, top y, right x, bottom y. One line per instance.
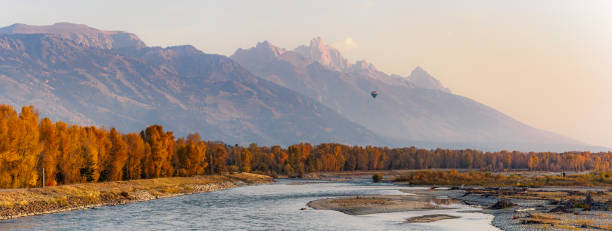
227, 165, 239, 173
120, 191, 130, 198
490, 200, 515, 209
269, 171, 278, 179
372, 173, 383, 182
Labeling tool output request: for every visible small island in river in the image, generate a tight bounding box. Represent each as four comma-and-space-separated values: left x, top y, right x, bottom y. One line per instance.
307, 195, 439, 215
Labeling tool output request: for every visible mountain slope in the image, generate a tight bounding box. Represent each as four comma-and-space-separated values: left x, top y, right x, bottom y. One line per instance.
0, 25, 387, 146
231, 38, 594, 151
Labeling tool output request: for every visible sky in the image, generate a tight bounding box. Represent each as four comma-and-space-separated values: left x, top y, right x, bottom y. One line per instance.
1, 0, 611, 148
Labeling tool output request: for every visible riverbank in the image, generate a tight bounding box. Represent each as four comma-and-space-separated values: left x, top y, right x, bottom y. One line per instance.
0, 173, 272, 220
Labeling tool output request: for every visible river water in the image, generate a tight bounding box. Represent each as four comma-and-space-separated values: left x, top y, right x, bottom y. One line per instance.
0, 180, 498, 230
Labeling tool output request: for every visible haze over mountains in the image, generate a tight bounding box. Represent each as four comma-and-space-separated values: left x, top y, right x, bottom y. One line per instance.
232, 38, 603, 151
0, 23, 605, 151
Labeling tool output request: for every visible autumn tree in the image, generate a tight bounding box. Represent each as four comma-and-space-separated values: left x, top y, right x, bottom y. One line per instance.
123, 133, 147, 180
141, 125, 175, 178
206, 142, 227, 174
101, 128, 128, 181
39, 118, 58, 186
176, 133, 207, 176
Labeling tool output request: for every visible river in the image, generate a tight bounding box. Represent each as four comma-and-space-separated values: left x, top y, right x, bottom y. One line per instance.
0, 179, 499, 230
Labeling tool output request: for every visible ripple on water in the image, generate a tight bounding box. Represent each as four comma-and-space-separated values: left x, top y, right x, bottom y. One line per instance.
0, 179, 498, 231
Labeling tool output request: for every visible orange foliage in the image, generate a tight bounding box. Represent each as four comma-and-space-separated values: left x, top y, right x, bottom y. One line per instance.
0, 104, 610, 188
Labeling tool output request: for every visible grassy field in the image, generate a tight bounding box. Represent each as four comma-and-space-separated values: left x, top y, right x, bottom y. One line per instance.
0, 173, 272, 219
517, 211, 612, 230
392, 170, 612, 187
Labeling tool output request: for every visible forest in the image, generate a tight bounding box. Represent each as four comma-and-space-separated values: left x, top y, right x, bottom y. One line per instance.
0, 104, 610, 188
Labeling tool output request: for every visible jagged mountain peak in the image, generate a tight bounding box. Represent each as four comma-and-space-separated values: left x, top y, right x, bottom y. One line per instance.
294, 37, 349, 71
256, 40, 285, 56
406, 66, 451, 93
309, 36, 326, 49
411, 66, 432, 76
348, 60, 377, 72
0, 22, 146, 49
233, 40, 287, 59
234, 38, 450, 93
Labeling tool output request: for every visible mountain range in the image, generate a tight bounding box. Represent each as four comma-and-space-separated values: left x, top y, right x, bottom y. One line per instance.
231, 38, 603, 151
0, 22, 605, 151
0, 23, 384, 146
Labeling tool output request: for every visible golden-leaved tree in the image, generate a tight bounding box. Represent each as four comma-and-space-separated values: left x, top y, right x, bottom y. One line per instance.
0, 106, 42, 188
176, 133, 207, 176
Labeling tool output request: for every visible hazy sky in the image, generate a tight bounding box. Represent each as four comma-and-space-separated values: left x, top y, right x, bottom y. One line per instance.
2, 0, 611, 148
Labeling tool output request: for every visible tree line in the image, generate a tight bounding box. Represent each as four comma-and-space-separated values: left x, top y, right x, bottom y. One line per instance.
0, 105, 610, 188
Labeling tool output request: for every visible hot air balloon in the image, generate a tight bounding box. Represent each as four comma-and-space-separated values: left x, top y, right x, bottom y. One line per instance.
370, 91, 378, 98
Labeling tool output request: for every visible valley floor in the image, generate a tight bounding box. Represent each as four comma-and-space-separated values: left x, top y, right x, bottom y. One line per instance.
0, 173, 272, 220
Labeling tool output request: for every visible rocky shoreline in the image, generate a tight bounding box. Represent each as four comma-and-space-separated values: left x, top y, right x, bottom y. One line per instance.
444, 187, 612, 231
0, 173, 272, 220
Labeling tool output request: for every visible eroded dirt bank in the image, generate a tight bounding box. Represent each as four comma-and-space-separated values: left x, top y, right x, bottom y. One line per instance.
0, 173, 273, 220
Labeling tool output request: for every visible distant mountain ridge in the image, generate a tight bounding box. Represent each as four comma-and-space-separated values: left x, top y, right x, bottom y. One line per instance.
0, 22, 146, 50
232, 37, 605, 152
0, 23, 387, 146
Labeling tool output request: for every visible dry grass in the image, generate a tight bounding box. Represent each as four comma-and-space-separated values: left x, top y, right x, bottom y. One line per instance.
497, 190, 609, 202
532, 213, 559, 223
393, 170, 612, 187
552, 224, 581, 230
520, 211, 612, 230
